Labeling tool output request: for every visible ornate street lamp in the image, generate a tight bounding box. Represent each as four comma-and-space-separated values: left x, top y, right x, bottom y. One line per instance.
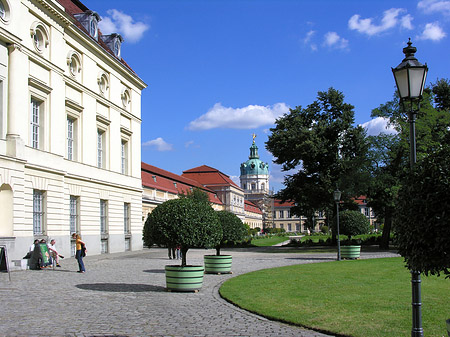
392, 39, 428, 337
333, 188, 341, 261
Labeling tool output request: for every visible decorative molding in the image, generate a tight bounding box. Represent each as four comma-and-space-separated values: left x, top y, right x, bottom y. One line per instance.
96, 114, 111, 126
28, 77, 52, 94
0, 168, 12, 188
68, 184, 81, 196
31, 176, 48, 191
120, 126, 132, 137
65, 99, 84, 113
99, 189, 109, 200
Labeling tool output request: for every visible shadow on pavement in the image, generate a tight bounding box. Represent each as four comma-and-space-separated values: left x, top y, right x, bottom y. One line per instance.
76, 283, 166, 292
143, 269, 165, 273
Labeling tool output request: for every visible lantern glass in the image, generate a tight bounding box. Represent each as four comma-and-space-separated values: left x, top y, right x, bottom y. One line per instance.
333, 190, 341, 203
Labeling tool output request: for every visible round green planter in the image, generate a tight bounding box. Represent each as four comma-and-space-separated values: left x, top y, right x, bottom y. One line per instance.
204, 255, 232, 274
165, 265, 204, 292
341, 245, 361, 259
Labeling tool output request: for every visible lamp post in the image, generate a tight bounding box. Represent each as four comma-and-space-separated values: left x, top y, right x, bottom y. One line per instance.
333, 188, 341, 261
392, 38, 428, 337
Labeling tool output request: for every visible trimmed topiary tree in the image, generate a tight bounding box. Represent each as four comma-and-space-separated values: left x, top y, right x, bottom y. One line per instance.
143, 198, 222, 267
395, 143, 450, 278
339, 210, 371, 241
215, 210, 247, 255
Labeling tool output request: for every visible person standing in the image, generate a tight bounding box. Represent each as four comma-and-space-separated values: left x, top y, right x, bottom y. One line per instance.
72, 233, 86, 273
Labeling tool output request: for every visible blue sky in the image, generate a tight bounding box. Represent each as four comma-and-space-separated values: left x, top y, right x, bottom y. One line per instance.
86, 0, 449, 192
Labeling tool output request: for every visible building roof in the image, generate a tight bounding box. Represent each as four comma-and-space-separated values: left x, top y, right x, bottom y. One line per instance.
141, 162, 223, 205
353, 196, 368, 206
56, 0, 136, 74
182, 165, 241, 189
244, 200, 262, 214
240, 141, 269, 176
273, 200, 295, 207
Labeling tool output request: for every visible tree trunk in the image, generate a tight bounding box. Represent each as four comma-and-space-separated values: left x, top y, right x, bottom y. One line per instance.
380, 208, 392, 249
216, 246, 221, 256
181, 247, 188, 267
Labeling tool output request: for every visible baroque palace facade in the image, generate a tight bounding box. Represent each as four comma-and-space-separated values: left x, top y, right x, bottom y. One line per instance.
0, 0, 146, 265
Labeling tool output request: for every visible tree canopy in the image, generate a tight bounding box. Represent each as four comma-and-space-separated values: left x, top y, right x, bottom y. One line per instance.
395, 140, 450, 277
215, 211, 247, 255
338, 210, 371, 241
143, 198, 222, 266
266, 87, 369, 222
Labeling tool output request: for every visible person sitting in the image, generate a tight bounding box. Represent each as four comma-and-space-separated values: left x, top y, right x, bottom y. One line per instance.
48, 239, 63, 267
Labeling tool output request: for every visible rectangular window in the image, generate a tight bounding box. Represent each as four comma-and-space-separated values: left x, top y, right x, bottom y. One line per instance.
121, 140, 128, 174
364, 207, 370, 217
30, 98, 40, 149
97, 130, 103, 168
33, 190, 44, 234
287, 210, 290, 218
70, 196, 79, 234
67, 117, 74, 160
124, 202, 130, 234
279, 210, 284, 218
100, 199, 107, 233
288, 223, 292, 232
296, 224, 300, 232
280, 224, 284, 230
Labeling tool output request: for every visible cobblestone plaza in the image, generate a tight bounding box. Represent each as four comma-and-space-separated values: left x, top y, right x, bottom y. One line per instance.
0, 247, 398, 337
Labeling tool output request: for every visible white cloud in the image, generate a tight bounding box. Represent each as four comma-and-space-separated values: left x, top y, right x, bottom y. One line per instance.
401, 14, 414, 30
185, 140, 200, 148
304, 30, 315, 43
229, 175, 240, 187
187, 103, 290, 131
418, 0, 450, 16
323, 32, 349, 49
142, 137, 173, 151
360, 117, 397, 136
416, 22, 447, 41
99, 9, 149, 43
348, 8, 412, 36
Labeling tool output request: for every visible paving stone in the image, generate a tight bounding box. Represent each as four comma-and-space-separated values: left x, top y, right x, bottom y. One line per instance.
0, 247, 398, 337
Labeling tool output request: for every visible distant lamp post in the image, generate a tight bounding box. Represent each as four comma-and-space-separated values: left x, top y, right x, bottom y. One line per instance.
392, 38, 428, 337
333, 188, 341, 261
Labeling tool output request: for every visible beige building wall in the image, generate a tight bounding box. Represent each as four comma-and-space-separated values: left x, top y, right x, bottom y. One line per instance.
0, 0, 146, 265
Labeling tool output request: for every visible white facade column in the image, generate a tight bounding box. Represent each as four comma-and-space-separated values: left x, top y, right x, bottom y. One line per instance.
6, 44, 27, 158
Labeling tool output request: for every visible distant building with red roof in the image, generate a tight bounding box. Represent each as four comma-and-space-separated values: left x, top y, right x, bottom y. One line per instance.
182, 165, 246, 221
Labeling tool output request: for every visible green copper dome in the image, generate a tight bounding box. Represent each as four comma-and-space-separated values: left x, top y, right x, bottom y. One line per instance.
240, 142, 269, 176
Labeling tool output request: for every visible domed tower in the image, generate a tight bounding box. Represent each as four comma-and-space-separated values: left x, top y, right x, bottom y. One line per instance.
240, 134, 269, 202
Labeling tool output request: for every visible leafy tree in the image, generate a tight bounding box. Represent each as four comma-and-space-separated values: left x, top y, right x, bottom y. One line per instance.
215, 211, 247, 255
395, 140, 450, 278
266, 88, 369, 233
339, 210, 371, 241
367, 85, 450, 248
143, 198, 222, 266
431, 78, 450, 112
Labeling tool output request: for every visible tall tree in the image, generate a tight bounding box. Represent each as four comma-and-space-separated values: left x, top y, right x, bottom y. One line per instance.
431, 78, 450, 112
266, 88, 369, 228
367, 82, 450, 248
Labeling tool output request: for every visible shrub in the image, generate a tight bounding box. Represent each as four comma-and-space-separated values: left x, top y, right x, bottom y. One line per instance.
215, 211, 247, 255
321, 225, 329, 234
143, 198, 222, 266
339, 210, 371, 241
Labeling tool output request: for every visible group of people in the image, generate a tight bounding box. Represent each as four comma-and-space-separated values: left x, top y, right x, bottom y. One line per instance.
168, 245, 182, 260
26, 238, 63, 270
25, 233, 86, 273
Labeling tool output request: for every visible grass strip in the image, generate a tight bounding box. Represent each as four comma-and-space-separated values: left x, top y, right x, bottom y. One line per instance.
219, 257, 449, 337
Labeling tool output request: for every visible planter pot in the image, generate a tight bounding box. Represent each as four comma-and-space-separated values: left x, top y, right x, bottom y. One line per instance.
165, 265, 204, 292
204, 255, 232, 274
341, 245, 361, 259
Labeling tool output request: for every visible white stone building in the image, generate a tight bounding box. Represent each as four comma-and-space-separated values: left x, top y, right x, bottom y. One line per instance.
0, 0, 146, 267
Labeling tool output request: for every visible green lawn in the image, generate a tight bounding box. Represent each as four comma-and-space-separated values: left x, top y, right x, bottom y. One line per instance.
220, 257, 449, 337
251, 236, 289, 246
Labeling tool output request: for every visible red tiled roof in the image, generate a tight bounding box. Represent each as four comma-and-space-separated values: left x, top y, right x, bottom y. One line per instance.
273, 200, 295, 207
56, 0, 136, 74
141, 162, 222, 205
182, 165, 241, 189
244, 200, 262, 214
353, 196, 368, 206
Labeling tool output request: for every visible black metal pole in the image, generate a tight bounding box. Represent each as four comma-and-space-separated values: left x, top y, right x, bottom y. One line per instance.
409, 105, 423, 337
336, 202, 341, 261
